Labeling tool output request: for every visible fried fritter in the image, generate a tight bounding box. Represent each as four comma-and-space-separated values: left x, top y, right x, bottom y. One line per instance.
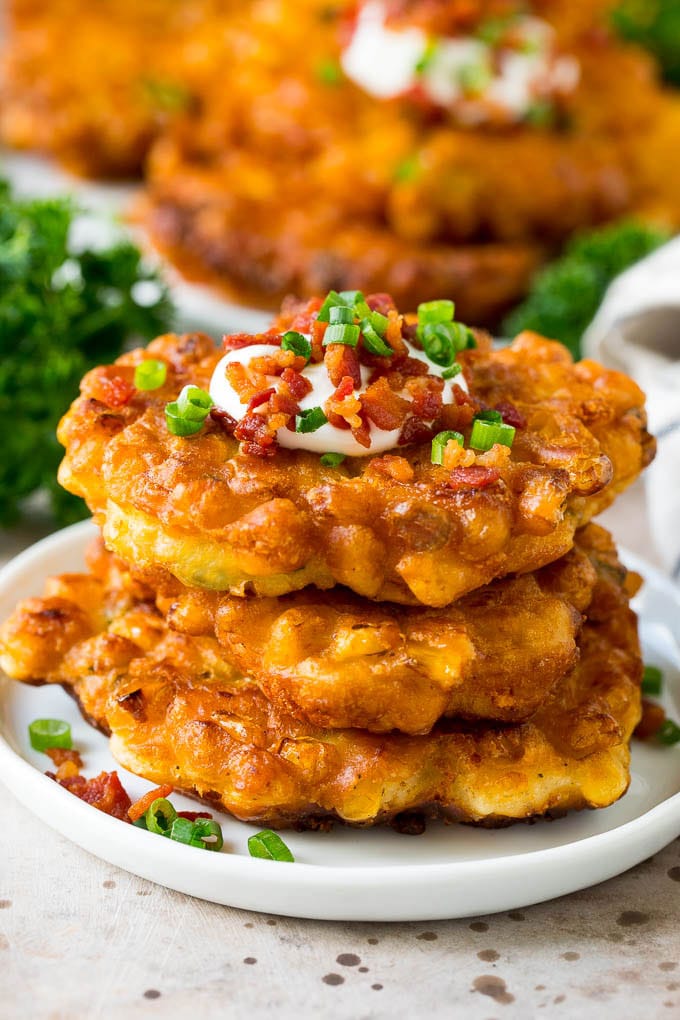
57, 317, 654, 607
150, 530, 609, 734
0, 526, 642, 829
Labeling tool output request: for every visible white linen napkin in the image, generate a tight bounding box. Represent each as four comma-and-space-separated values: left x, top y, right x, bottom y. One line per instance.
582, 238, 680, 580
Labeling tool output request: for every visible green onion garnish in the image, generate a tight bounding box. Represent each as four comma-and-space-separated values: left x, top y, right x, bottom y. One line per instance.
338, 290, 364, 307
248, 829, 295, 862
323, 323, 360, 347
169, 817, 196, 845
431, 431, 464, 465
165, 401, 205, 436
133, 816, 148, 830
134, 359, 167, 391
177, 384, 213, 421
470, 419, 515, 451
145, 797, 177, 836
28, 719, 72, 752
658, 719, 680, 746
475, 409, 503, 425
361, 320, 393, 357
442, 363, 462, 380
296, 407, 328, 433
642, 664, 663, 697
369, 311, 389, 336
320, 452, 346, 467
417, 299, 455, 326
419, 323, 455, 367
329, 305, 355, 325
192, 818, 224, 851
317, 290, 347, 322
281, 331, 312, 362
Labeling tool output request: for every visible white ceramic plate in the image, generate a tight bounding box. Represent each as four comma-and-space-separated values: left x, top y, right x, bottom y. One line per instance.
1, 521, 679, 921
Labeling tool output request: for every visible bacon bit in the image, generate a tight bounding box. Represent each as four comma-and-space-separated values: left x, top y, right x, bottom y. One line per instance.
405, 376, 444, 420
86, 370, 136, 408
279, 296, 324, 337
398, 417, 437, 446
210, 407, 237, 433
222, 329, 280, 351
55, 771, 133, 822
442, 442, 476, 471
437, 401, 475, 433
280, 367, 312, 400
495, 401, 527, 429
45, 747, 83, 769
234, 412, 279, 457
395, 357, 430, 378
128, 783, 174, 822
246, 387, 276, 413
311, 319, 327, 363
324, 375, 363, 431
369, 455, 415, 482
361, 377, 411, 431
367, 293, 397, 315
225, 362, 253, 402
325, 343, 362, 389
351, 410, 372, 449
441, 465, 502, 492
177, 810, 214, 821
385, 309, 408, 357
452, 383, 476, 407
634, 699, 666, 741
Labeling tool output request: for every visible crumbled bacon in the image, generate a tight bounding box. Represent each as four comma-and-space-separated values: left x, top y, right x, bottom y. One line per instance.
398, 417, 437, 446
324, 343, 362, 389
246, 387, 276, 413
384, 309, 409, 357
222, 328, 280, 351
405, 376, 444, 420
361, 377, 411, 431
324, 375, 363, 432
352, 410, 372, 449
495, 400, 527, 429
85, 369, 136, 408
440, 465, 502, 492
311, 319, 327, 363
280, 366, 313, 400
210, 407, 237, 433
45, 747, 83, 768
234, 411, 279, 457
128, 783, 174, 822
366, 293, 397, 315
54, 771, 133, 822
177, 811, 214, 821
437, 401, 475, 433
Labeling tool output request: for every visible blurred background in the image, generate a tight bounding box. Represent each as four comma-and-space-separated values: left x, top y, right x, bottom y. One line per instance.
1, 0, 679, 533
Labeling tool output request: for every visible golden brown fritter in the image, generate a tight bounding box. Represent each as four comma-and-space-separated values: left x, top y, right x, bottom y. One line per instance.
0, 525, 642, 829
0, 0, 239, 178
141, 0, 680, 319
57, 318, 654, 607
152, 530, 609, 734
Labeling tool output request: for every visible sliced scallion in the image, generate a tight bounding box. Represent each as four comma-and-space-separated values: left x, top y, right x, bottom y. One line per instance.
361, 320, 393, 357
431, 431, 464, 465
417, 299, 455, 327
28, 719, 72, 753
642, 665, 663, 697
470, 419, 515, 451
281, 331, 312, 362
329, 305, 355, 325
320, 452, 346, 467
323, 323, 360, 347
658, 719, 680, 746
134, 359, 167, 391
442, 363, 462, 380
145, 797, 177, 836
296, 407, 328, 433
248, 829, 295, 862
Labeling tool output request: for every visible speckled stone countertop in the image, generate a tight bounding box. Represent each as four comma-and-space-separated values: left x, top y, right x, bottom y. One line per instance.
2, 482, 679, 1020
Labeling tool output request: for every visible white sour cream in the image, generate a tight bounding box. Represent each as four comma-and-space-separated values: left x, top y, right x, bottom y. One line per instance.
341, 1, 579, 122
209, 341, 469, 457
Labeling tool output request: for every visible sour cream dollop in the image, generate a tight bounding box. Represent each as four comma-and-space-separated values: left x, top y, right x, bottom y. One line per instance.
341, 1, 579, 124
209, 340, 469, 458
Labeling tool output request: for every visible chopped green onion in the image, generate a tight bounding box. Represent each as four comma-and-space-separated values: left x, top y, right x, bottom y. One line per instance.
449, 322, 476, 353
642, 664, 663, 697
133, 816, 148, 830
419, 323, 455, 367
459, 60, 493, 95
177, 384, 213, 421
354, 299, 372, 320
169, 817, 198, 845
281, 330, 312, 362
658, 719, 680, 746
320, 452, 346, 467
431, 431, 464, 465
369, 311, 389, 336
338, 290, 365, 307
165, 401, 205, 436
296, 407, 328, 433
145, 797, 177, 836
317, 290, 347, 322
192, 818, 224, 851
329, 305, 355, 325
417, 299, 455, 326
360, 320, 393, 357
248, 829, 295, 862
470, 419, 515, 451
29, 719, 72, 752
134, 359, 167, 391
323, 323, 360, 347
475, 409, 503, 425
442, 363, 462, 380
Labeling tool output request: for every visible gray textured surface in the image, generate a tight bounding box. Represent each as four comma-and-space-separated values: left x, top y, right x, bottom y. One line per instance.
1, 482, 678, 1019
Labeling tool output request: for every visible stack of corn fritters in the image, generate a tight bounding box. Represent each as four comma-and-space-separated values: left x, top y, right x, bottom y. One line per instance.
0, 298, 655, 831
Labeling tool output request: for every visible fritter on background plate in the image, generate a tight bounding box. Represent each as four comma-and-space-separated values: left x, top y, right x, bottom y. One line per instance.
57, 293, 654, 606
0, 525, 642, 829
